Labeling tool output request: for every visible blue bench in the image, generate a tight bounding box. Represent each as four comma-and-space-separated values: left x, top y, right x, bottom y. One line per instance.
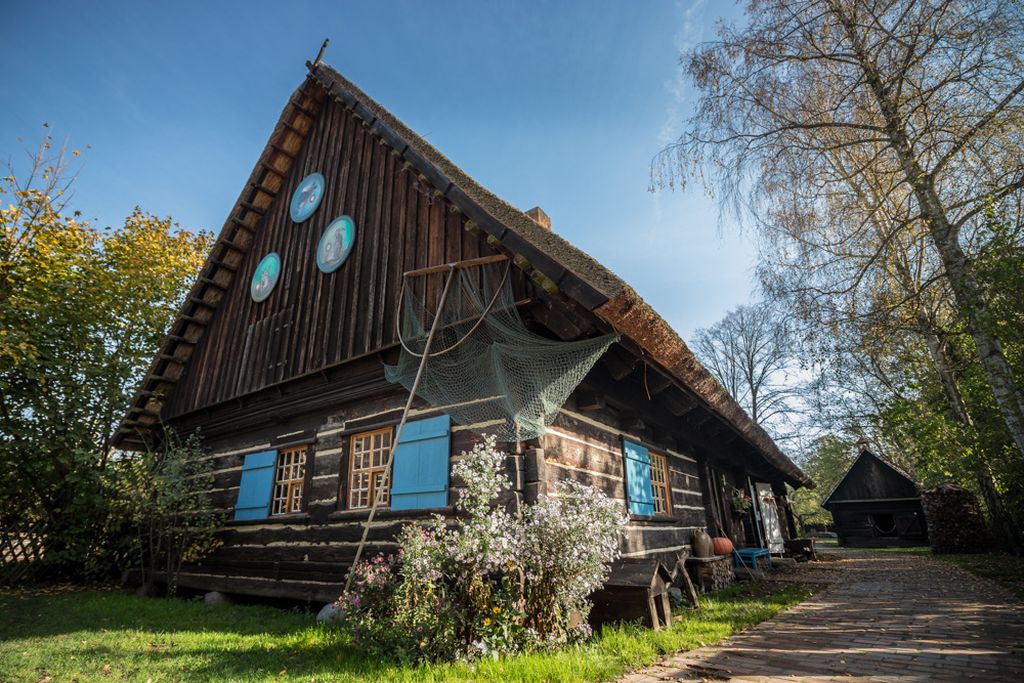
733, 547, 772, 570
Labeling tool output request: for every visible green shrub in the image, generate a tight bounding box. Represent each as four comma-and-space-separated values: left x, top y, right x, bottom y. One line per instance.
337, 436, 627, 662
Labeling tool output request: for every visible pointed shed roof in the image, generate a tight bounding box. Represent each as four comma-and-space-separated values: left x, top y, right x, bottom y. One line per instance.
822, 448, 920, 507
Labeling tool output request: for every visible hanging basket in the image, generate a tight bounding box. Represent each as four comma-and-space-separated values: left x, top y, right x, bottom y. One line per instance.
730, 490, 752, 513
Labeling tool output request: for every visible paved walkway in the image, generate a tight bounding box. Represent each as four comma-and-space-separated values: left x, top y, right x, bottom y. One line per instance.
621, 551, 1024, 682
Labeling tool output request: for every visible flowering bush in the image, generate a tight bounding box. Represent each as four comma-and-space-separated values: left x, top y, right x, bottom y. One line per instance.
337, 436, 627, 662
520, 478, 626, 642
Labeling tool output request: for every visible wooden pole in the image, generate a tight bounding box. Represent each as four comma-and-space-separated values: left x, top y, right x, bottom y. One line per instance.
313, 39, 329, 67
342, 264, 458, 595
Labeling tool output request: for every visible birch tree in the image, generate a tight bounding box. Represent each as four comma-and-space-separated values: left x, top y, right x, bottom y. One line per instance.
658, 0, 1024, 461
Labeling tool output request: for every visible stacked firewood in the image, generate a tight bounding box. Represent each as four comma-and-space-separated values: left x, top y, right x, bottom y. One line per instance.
921, 484, 992, 554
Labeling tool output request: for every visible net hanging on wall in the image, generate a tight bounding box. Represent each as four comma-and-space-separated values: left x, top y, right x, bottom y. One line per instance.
384, 260, 617, 441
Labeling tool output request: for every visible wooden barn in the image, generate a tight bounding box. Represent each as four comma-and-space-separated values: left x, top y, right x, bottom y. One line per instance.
113, 59, 813, 603
823, 447, 928, 547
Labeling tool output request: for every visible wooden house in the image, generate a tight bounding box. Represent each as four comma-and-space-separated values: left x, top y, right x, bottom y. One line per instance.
113, 61, 813, 602
823, 447, 928, 547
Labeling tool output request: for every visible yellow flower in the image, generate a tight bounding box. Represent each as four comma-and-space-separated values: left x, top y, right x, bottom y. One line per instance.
492, 606, 501, 615
505, 560, 515, 570
483, 618, 493, 627
419, 641, 427, 649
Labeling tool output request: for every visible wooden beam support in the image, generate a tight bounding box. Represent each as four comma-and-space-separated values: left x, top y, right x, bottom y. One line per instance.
644, 368, 673, 396
197, 276, 228, 290
249, 181, 278, 198
620, 415, 647, 432
574, 390, 606, 412
230, 216, 256, 232
209, 258, 239, 272
238, 200, 267, 216
188, 296, 217, 309
663, 390, 698, 417
289, 99, 317, 118
258, 160, 286, 177
269, 141, 297, 159
603, 350, 639, 381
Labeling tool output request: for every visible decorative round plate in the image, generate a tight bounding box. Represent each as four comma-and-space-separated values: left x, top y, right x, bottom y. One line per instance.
250, 252, 281, 302
289, 172, 325, 223
317, 215, 357, 273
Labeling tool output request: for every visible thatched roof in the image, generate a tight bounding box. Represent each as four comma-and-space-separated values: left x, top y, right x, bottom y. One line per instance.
307, 63, 811, 488
114, 60, 812, 489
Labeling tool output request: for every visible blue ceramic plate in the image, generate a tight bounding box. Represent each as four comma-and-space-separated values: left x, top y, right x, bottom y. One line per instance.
290, 172, 325, 223
250, 252, 281, 302
317, 215, 357, 273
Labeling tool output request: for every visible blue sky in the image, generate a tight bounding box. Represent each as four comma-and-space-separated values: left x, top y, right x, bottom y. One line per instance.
1, 0, 754, 339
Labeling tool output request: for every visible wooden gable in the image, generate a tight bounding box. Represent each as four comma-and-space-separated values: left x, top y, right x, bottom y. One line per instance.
823, 450, 920, 507
163, 94, 499, 419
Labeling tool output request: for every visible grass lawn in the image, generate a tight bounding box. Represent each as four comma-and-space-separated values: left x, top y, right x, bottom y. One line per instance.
0, 582, 814, 682
933, 553, 1024, 599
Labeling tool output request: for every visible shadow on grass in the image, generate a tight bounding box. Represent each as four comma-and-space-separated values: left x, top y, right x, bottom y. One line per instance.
0, 583, 816, 683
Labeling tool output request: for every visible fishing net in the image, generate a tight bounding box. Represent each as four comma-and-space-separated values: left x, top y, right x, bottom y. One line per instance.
383, 261, 617, 441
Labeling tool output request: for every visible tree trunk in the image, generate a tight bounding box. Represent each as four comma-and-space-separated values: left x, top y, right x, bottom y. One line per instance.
918, 316, 1019, 544
834, 2, 1024, 465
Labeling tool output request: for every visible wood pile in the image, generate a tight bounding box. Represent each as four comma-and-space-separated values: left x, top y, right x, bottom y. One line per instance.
921, 484, 991, 553
684, 555, 735, 592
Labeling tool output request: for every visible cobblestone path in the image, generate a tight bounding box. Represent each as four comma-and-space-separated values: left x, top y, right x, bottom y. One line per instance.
620, 552, 1024, 682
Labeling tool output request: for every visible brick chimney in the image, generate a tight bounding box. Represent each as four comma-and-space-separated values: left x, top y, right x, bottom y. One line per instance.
525, 206, 551, 231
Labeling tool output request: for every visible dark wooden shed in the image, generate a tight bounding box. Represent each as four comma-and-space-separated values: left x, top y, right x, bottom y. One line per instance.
823, 448, 928, 547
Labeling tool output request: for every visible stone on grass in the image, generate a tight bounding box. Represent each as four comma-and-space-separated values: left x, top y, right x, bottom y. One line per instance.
316, 602, 343, 623
203, 591, 232, 605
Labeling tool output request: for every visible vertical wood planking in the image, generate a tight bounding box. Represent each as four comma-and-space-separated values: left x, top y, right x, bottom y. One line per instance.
168, 96, 505, 418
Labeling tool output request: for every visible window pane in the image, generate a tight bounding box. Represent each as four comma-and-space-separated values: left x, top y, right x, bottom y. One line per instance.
348, 428, 393, 509
270, 447, 307, 516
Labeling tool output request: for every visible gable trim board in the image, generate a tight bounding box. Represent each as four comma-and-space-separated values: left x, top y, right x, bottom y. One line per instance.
112, 61, 811, 491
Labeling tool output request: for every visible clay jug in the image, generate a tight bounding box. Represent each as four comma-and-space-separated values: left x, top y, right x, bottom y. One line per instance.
691, 528, 713, 558
711, 536, 734, 555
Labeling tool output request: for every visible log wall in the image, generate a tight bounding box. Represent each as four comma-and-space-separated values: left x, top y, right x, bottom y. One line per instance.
180, 390, 519, 603
539, 408, 709, 568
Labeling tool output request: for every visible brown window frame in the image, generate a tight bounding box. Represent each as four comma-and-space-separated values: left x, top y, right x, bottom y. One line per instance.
270, 445, 312, 516
346, 426, 394, 510
649, 451, 672, 516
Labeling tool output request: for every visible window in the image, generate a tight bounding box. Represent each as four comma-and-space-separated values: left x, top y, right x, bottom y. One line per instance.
348, 427, 393, 509
271, 446, 308, 515
624, 439, 672, 517
649, 451, 672, 515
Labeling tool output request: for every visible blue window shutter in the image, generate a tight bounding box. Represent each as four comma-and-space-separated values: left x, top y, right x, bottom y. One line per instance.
233, 450, 277, 520
623, 440, 655, 516
390, 415, 451, 510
